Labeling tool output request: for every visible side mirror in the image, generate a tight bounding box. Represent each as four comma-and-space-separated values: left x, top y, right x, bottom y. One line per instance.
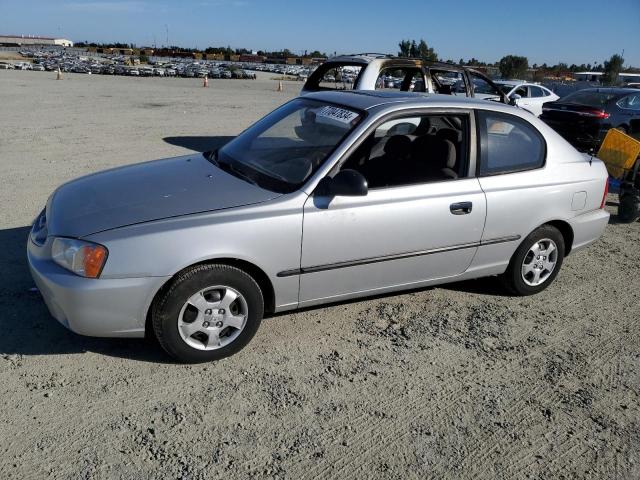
510, 93, 522, 106
315, 169, 368, 197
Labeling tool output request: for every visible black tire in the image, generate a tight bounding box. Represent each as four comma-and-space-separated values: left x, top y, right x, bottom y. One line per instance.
152, 264, 264, 363
501, 225, 565, 296
618, 189, 640, 223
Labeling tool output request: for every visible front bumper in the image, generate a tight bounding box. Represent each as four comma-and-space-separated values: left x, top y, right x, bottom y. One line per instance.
28, 238, 170, 338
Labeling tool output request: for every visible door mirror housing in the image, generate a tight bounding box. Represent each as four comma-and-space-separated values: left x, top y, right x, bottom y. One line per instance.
315, 169, 368, 197
510, 93, 522, 105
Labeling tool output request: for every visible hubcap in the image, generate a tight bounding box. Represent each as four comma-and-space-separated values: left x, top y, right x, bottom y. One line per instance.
521, 238, 558, 287
177, 286, 248, 351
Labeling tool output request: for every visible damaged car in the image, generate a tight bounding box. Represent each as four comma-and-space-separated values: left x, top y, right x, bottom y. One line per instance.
302, 53, 510, 104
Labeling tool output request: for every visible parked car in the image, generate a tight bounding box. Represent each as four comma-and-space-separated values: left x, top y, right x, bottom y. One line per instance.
540, 88, 640, 151
495, 80, 560, 116
28, 91, 609, 362
302, 54, 510, 104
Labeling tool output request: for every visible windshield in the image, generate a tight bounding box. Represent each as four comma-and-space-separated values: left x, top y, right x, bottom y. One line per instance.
217, 98, 364, 192
560, 90, 619, 107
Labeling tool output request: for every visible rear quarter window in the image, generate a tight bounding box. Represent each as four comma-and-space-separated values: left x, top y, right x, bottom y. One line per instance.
477, 111, 546, 176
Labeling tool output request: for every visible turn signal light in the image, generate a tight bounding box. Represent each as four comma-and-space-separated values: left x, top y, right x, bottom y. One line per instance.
82, 245, 108, 278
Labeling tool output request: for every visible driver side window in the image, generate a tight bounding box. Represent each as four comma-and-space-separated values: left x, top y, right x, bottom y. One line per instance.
340, 114, 469, 189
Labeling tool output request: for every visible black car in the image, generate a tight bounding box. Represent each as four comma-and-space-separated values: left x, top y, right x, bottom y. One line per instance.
540, 88, 640, 151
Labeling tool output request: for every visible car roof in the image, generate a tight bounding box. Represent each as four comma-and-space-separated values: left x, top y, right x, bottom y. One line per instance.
495, 80, 543, 87
303, 90, 512, 112
324, 54, 472, 72
568, 87, 639, 95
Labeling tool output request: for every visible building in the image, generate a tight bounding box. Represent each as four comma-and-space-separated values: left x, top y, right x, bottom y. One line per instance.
574, 72, 603, 82
0, 35, 73, 47
573, 71, 640, 84
239, 54, 266, 63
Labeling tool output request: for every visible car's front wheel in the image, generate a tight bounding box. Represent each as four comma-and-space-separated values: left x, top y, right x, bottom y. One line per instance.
152, 264, 264, 363
501, 225, 565, 296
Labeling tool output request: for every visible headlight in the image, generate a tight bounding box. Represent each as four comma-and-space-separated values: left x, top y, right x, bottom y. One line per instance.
51, 238, 108, 278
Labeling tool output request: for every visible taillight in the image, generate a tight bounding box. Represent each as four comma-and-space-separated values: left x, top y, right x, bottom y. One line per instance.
581, 109, 610, 119
600, 178, 609, 209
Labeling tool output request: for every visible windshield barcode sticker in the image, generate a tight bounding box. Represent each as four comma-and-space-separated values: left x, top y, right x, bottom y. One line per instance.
316, 106, 359, 125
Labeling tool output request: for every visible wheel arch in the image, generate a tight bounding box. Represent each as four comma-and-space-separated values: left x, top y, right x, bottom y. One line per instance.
542, 219, 574, 255
145, 257, 276, 337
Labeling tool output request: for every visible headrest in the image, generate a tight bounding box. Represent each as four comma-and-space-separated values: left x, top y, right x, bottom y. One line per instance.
412, 135, 456, 169
383, 135, 413, 158
436, 128, 462, 144
413, 117, 433, 136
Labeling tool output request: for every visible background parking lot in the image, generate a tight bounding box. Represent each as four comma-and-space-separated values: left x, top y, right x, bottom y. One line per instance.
0, 70, 638, 479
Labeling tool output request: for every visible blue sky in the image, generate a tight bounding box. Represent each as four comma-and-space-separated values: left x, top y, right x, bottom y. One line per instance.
1, 0, 639, 66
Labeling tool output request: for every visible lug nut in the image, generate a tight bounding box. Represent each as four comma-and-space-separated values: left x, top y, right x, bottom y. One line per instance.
215, 321, 223, 328
205, 309, 212, 315
202, 321, 210, 327
218, 309, 225, 315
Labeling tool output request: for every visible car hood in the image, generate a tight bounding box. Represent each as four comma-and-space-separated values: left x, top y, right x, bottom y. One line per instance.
47, 153, 281, 238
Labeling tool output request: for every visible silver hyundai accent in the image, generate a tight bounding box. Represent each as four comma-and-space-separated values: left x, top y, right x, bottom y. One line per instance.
28, 91, 610, 362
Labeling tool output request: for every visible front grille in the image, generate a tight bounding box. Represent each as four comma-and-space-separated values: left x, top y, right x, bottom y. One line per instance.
30, 209, 48, 246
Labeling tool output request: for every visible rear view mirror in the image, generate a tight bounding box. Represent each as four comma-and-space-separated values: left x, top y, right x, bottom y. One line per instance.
315, 169, 368, 197
510, 93, 522, 106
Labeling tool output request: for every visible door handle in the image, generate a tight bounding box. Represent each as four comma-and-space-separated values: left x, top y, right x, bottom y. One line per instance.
450, 201, 473, 215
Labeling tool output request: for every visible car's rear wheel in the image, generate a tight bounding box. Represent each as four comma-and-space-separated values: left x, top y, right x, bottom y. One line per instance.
618, 187, 640, 223
501, 225, 565, 296
152, 264, 264, 363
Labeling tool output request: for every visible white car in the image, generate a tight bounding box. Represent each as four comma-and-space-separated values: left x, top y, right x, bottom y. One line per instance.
495, 81, 559, 117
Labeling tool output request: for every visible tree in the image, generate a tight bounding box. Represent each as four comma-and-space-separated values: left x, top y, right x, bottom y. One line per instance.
602, 54, 624, 85
416, 39, 438, 62
498, 55, 529, 79
398, 38, 438, 62
398, 39, 411, 57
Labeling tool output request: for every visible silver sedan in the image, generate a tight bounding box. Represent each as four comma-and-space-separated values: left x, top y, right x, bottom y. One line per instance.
28, 91, 610, 362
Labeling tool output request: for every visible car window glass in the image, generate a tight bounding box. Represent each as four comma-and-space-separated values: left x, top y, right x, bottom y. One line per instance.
220, 98, 363, 192
529, 86, 545, 98
478, 111, 545, 175
618, 94, 640, 110
340, 114, 469, 189
513, 86, 527, 97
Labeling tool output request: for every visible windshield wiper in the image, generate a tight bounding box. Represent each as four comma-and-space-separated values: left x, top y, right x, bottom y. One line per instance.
213, 153, 258, 186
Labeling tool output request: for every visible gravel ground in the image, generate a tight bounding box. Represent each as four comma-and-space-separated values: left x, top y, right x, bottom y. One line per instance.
0, 70, 638, 480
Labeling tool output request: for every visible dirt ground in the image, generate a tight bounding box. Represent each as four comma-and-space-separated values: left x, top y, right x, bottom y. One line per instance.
0, 70, 638, 480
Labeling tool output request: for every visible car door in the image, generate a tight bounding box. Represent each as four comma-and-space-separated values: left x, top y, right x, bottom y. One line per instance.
525, 86, 549, 116
470, 109, 549, 272
297, 111, 487, 306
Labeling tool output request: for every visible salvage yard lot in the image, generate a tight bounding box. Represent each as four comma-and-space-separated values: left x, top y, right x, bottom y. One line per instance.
0, 70, 639, 479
